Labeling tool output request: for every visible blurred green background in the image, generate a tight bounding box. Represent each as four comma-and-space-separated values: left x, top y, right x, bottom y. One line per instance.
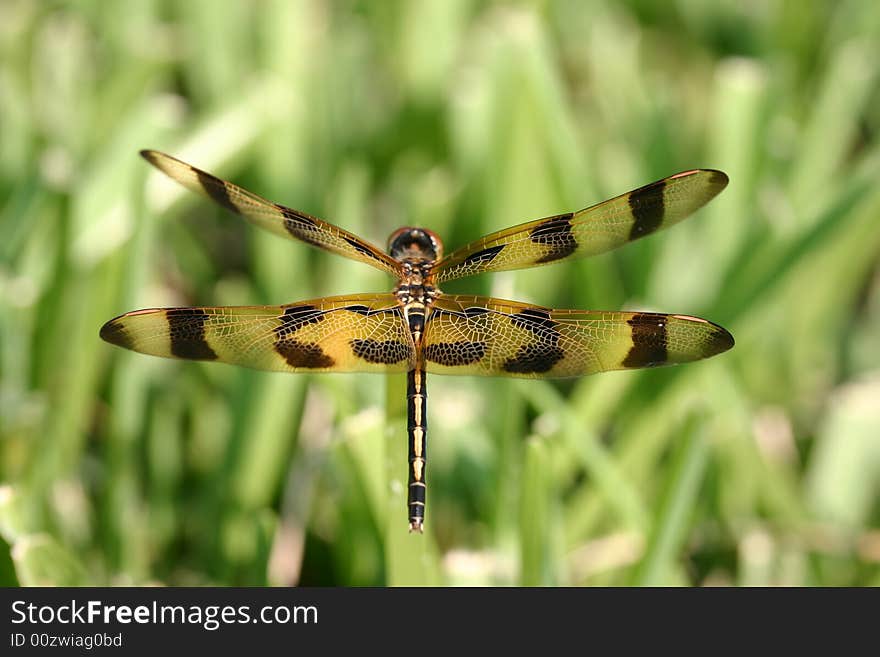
2, 0, 879, 586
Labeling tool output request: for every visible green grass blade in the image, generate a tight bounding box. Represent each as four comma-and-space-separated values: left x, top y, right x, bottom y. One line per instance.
631, 416, 710, 586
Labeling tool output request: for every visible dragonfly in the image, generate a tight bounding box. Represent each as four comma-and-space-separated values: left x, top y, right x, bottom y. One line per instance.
101, 150, 734, 533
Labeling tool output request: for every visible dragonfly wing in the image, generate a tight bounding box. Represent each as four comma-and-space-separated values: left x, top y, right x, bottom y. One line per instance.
101, 293, 414, 374
141, 150, 401, 276
432, 170, 728, 283
423, 295, 733, 378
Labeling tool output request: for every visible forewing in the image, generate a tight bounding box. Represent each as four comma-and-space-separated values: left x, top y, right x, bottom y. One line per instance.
423, 295, 733, 378
101, 293, 414, 374
432, 170, 728, 283
141, 150, 401, 276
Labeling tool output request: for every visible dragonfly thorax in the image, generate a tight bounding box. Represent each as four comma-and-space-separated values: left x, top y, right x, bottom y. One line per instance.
387, 227, 444, 263
394, 280, 438, 307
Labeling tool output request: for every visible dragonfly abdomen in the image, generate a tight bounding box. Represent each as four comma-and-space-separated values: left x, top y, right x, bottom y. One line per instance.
407, 367, 428, 533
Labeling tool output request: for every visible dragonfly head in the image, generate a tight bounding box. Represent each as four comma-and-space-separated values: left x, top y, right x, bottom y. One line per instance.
387, 227, 444, 263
